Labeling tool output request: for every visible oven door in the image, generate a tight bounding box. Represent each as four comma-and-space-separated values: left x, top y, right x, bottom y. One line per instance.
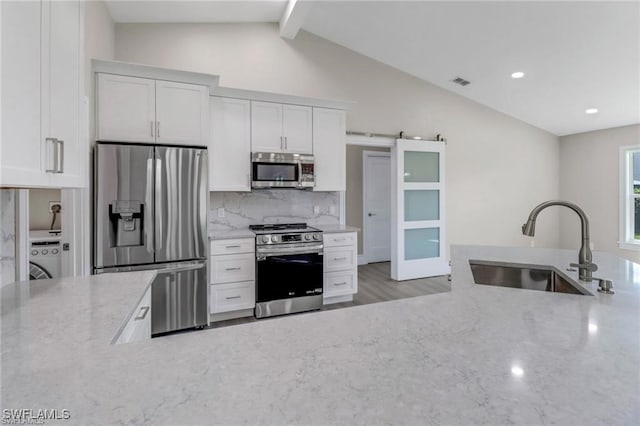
252, 161, 300, 188
255, 245, 323, 317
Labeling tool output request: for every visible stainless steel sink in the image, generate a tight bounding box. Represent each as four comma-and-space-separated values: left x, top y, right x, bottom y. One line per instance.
469, 260, 591, 295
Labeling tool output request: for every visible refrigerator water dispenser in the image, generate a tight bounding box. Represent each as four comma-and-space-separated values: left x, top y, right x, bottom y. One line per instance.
109, 201, 144, 247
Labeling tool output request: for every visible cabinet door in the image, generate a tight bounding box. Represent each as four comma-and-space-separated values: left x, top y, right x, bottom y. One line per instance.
251, 101, 284, 152
155, 80, 209, 146
210, 97, 251, 191
0, 1, 49, 187
313, 108, 346, 191
47, 0, 84, 188
282, 104, 313, 154
97, 74, 156, 143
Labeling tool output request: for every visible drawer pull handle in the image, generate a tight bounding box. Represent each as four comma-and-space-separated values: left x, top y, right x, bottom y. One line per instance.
135, 306, 150, 320
335, 282, 348, 286
334, 257, 347, 261
225, 295, 241, 300
225, 245, 241, 248
225, 267, 241, 271
334, 238, 346, 241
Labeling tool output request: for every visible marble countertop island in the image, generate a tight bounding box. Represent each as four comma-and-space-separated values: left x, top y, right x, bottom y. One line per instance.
2, 245, 638, 425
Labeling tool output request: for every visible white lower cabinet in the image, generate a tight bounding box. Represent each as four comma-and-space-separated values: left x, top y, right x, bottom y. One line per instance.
323, 232, 358, 304
210, 281, 256, 314
210, 238, 256, 321
115, 285, 151, 344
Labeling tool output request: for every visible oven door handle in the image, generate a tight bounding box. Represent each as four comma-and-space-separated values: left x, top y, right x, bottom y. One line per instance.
257, 248, 324, 260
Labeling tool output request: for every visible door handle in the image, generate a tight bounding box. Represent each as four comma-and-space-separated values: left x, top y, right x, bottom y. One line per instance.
284, 136, 288, 150
151, 121, 155, 138
225, 267, 241, 271
280, 136, 284, 150
368, 213, 376, 216
56, 139, 64, 173
155, 155, 163, 250
225, 295, 241, 300
145, 157, 154, 253
135, 306, 150, 320
45, 138, 58, 173
156, 121, 160, 138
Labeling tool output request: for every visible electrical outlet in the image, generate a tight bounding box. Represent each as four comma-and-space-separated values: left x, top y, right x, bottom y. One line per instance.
313, 205, 320, 215
49, 201, 61, 213
217, 208, 225, 218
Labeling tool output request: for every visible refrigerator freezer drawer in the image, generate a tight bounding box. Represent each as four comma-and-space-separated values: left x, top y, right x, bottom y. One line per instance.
151, 261, 208, 335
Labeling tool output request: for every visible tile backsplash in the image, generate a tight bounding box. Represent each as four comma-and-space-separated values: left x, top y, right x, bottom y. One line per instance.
209, 190, 340, 231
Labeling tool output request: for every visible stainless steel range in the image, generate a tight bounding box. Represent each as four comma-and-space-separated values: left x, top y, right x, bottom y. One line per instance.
250, 223, 324, 318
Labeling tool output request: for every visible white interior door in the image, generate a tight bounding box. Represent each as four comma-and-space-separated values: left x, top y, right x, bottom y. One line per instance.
391, 139, 448, 280
363, 151, 391, 263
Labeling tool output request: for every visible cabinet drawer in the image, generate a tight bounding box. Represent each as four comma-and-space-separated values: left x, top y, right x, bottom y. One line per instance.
116, 285, 151, 344
324, 270, 357, 297
323, 232, 357, 248
210, 281, 255, 314
211, 253, 255, 284
210, 238, 254, 255
324, 246, 357, 272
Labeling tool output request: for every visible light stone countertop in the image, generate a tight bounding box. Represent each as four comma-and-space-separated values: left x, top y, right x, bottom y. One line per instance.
1, 245, 639, 425
313, 224, 360, 233
208, 228, 255, 240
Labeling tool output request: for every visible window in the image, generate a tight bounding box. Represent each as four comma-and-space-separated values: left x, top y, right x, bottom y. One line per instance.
620, 147, 640, 249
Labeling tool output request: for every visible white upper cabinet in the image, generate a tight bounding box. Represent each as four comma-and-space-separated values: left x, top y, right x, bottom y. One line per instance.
0, 0, 84, 188
282, 105, 313, 154
97, 74, 156, 143
97, 74, 209, 146
313, 108, 346, 191
47, 0, 83, 187
250, 101, 285, 152
155, 81, 208, 146
250, 101, 312, 154
210, 97, 251, 191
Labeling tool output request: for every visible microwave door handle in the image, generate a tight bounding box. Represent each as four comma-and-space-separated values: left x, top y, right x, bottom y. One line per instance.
298, 161, 302, 186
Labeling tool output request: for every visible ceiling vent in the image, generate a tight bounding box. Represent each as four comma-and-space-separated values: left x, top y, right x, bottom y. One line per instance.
451, 77, 471, 87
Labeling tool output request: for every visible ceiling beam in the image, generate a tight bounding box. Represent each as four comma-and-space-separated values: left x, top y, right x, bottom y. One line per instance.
279, 0, 312, 39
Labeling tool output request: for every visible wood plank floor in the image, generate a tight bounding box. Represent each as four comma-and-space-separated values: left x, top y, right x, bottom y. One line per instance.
211, 262, 450, 329
323, 261, 451, 310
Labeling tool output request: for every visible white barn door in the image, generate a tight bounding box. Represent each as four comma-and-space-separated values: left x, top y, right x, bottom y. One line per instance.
391, 139, 448, 280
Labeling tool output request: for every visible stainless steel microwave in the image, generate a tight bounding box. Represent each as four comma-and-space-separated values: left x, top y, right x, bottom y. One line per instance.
251, 152, 315, 189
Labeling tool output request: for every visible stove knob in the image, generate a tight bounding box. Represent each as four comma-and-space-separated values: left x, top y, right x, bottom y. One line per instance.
272, 235, 280, 243
304, 234, 312, 241
31, 250, 38, 256
313, 233, 320, 241
261, 235, 270, 243
52, 249, 59, 255
42, 249, 48, 255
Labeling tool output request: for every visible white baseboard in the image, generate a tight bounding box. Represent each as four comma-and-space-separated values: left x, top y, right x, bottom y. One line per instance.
323, 294, 354, 305
357, 255, 368, 265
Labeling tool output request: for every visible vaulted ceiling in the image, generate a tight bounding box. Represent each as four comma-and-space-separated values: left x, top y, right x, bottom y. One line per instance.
105, 1, 640, 136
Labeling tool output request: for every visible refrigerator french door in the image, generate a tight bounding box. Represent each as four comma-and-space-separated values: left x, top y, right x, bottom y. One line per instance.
94, 142, 208, 335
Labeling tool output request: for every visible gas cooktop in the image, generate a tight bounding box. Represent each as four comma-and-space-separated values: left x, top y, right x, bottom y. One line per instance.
249, 223, 319, 234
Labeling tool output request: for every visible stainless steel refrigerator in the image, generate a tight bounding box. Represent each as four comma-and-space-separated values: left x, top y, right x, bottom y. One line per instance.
93, 142, 208, 335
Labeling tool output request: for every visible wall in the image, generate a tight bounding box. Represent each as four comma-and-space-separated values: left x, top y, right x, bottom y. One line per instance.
115, 23, 561, 251
29, 189, 61, 231
559, 124, 640, 261
209, 191, 339, 231
346, 145, 390, 254
84, 1, 115, 97
1, 190, 15, 286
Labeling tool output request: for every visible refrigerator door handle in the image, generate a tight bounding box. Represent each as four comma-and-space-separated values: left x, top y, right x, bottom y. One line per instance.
145, 156, 154, 254
155, 156, 163, 251
193, 150, 206, 259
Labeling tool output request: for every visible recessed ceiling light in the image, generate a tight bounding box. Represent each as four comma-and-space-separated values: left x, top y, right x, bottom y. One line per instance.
511, 71, 525, 79
585, 108, 599, 114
